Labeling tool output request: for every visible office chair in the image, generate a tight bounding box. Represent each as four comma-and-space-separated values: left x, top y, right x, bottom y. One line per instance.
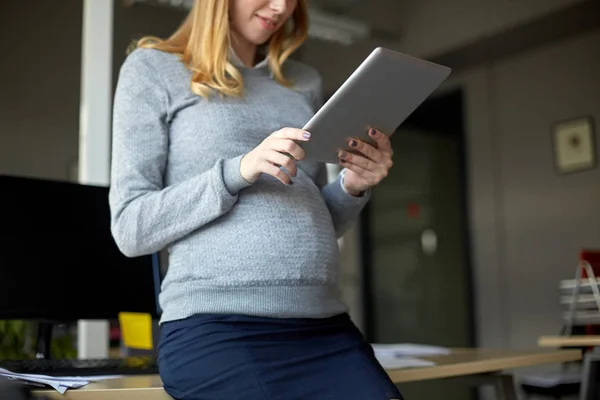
118, 250, 166, 357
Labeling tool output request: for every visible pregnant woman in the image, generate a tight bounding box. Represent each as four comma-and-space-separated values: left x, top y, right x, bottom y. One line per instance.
109, 0, 400, 398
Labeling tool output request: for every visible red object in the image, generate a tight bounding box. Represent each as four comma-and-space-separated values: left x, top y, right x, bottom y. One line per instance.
110, 326, 121, 341
406, 202, 420, 218
579, 249, 600, 336
580, 249, 600, 278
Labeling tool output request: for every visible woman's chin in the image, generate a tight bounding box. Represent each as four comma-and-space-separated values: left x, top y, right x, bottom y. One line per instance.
249, 29, 278, 45
251, 34, 273, 46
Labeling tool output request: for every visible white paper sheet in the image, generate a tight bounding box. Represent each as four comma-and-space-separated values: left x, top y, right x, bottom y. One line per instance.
0, 368, 122, 394
371, 343, 451, 357
375, 354, 437, 369
370, 343, 450, 370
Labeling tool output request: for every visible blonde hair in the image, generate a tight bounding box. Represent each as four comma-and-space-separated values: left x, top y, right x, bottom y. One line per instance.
134, 0, 309, 98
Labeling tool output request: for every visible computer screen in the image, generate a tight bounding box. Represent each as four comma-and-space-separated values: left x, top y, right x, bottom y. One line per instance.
0, 174, 159, 320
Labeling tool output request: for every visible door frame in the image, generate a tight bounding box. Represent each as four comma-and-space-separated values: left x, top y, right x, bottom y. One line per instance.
358, 88, 476, 347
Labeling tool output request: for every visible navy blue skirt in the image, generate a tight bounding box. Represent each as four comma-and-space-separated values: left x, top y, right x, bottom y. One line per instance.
157, 313, 403, 400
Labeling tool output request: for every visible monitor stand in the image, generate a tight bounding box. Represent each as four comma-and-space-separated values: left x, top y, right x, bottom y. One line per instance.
34, 321, 54, 359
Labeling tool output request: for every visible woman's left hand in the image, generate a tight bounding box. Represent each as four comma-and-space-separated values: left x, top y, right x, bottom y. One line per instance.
338, 128, 393, 197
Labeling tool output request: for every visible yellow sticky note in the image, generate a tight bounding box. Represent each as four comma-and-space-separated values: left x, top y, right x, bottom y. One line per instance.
119, 312, 153, 350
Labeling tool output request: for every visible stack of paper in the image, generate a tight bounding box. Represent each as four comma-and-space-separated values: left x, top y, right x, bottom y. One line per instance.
0, 368, 122, 394
374, 354, 437, 369
371, 343, 450, 370
371, 343, 450, 357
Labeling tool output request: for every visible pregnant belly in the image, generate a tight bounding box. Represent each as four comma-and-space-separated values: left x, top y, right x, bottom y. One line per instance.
168, 180, 340, 286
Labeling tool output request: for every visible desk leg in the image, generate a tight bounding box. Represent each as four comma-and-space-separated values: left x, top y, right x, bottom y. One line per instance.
456, 374, 518, 400
492, 375, 518, 400
579, 350, 600, 400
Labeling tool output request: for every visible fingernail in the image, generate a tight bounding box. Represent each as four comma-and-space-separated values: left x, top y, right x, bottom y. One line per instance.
303, 131, 311, 139
369, 129, 376, 136
350, 139, 357, 147
339, 150, 347, 158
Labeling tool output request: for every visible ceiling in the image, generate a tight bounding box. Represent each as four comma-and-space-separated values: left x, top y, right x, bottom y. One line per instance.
309, 0, 414, 42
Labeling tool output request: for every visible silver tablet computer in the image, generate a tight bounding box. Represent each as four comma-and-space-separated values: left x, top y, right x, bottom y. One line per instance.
300, 47, 451, 164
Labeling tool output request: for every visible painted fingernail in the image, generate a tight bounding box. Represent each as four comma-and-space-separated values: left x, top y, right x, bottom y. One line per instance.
339, 150, 347, 158
303, 131, 311, 139
369, 129, 376, 136
350, 139, 357, 147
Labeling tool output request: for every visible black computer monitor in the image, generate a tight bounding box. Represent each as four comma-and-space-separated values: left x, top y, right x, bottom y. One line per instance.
0, 174, 159, 322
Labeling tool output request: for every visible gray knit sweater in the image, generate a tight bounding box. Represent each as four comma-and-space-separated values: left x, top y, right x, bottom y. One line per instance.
109, 48, 370, 323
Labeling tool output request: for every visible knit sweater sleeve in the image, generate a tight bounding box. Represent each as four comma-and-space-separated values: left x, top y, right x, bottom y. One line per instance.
108, 49, 251, 257
306, 68, 371, 237
316, 166, 370, 237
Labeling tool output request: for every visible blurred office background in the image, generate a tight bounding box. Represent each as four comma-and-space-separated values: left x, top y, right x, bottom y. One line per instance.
1, 0, 599, 399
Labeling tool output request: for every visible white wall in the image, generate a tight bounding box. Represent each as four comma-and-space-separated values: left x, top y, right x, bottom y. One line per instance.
0, 1, 82, 182
442, 28, 600, 350
0, 1, 186, 183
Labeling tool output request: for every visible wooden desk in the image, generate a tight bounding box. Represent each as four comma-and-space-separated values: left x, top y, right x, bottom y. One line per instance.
35, 375, 168, 400
34, 348, 581, 400
538, 335, 600, 347
538, 335, 600, 400
387, 348, 581, 383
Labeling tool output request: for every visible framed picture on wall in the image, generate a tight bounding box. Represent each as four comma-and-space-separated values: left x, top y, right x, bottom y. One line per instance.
552, 116, 596, 174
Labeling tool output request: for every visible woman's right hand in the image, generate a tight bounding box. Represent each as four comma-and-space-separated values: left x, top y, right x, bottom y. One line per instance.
240, 128, 311, 185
